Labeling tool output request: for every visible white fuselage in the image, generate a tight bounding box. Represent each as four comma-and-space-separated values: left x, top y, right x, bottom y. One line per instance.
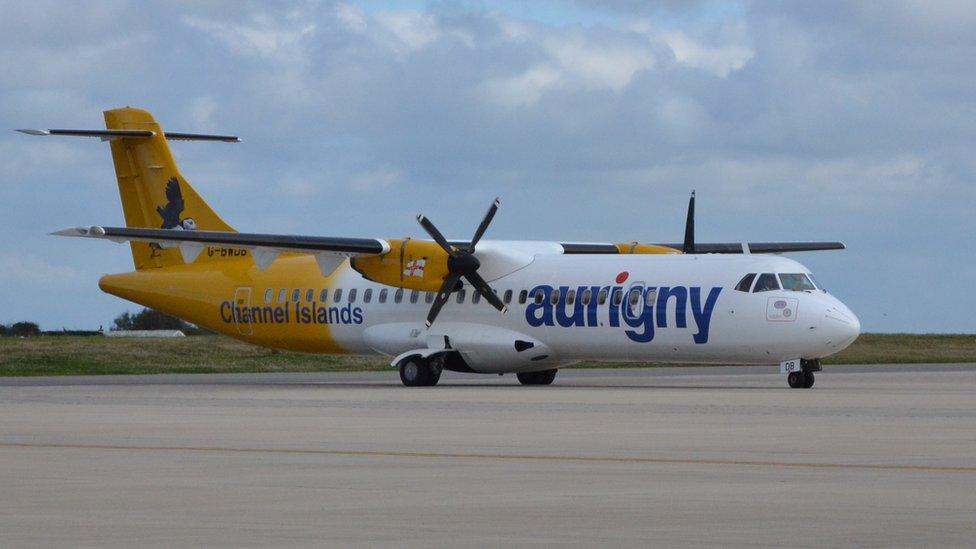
320, 250, 860, 373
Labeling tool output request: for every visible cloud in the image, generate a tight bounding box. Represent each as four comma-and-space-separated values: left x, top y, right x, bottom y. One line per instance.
483, 25, 657, 106
348, 167, 403, 192
0, 253, 81, 286
181, 12, 316, 61
1, 1, 974, 331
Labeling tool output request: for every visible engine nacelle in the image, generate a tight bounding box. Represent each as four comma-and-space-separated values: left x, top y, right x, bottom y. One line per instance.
350, 238, 451, 292
615, 242, 681, 254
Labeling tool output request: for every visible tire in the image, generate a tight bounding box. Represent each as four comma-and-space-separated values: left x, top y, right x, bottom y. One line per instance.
517, 369, 557, 385
538, 369, 557, 385
427, 366, 441, 386
803, 371, 815, 389
399, 357, 429, 387
787, 371, 804, 389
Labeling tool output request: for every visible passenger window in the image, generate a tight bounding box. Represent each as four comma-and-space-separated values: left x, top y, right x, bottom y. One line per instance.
598, 288, 608, 305
503, 290, 513, 304
612, 289, 623, 306
410, 290, 419, 304
533, 289, 544, 305
456, 289, 466, 303
348, 288, 357, 303
644, 288, 657, 306
550, 289, 560, 305
264, 288, 273, 304
333, 288, 343, 303
305, 289, 314, 302
472, 291, 481, 304
778, 273, 817, 292
425, 292, 434, 304
291, 289, 301, 303
319, 289, 329, 303
566, 289, 576, 305
379, 289, 388, 303
735, 273, 756, 293
519, 290, 528, 304
753, 273, 780, 292
628, 288, 641, 306
581, 288, 591, 306
278, 289, 287, 303
364, 288, 372, 303
394, 288, 403, 303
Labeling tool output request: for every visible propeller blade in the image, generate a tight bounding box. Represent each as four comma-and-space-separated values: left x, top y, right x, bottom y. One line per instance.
417, 214, 455, 256
683, 190, 695, 254
465, 270, 507, 313
469, 197, 500, 250
425, 273, 462, 327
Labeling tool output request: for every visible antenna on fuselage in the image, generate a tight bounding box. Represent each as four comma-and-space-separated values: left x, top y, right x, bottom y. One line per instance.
682, 190, 696, 254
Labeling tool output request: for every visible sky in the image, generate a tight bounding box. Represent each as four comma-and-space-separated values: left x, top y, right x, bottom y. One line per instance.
1, 0, 974, 333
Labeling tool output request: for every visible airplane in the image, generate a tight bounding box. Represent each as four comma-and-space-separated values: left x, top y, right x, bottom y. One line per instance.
19, 107, 860, 389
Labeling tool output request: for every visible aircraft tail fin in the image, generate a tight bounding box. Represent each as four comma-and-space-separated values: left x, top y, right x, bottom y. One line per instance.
101, 107, 236, 269
19, 108, 240, 269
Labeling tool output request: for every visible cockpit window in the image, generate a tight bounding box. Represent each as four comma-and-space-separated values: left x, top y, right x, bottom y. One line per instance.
808, 273, 825, 292
752, 273, 780, 292
779, 273, 817, 292
735, 273, 756, 292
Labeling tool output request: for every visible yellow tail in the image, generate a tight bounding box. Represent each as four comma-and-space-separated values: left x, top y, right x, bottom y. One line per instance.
104, 107, 235, 270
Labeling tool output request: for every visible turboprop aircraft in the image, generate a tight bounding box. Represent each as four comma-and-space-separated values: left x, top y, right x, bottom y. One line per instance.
19, 107, 860, 388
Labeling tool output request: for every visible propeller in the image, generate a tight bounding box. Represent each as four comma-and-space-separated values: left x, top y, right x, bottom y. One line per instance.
683, 190, 696, 254
417, 198, 507, 327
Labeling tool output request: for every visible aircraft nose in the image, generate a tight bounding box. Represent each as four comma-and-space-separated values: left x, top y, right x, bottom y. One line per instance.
820, 299, 861, 352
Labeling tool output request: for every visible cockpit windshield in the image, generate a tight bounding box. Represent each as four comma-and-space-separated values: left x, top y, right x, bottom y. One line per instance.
778, 273, 817, 291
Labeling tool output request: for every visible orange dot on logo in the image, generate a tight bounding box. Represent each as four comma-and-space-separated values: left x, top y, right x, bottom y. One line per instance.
616, 271, 629, 284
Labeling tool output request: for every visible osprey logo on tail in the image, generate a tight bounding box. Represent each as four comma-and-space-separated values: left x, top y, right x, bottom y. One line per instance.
157, 177, 197, 230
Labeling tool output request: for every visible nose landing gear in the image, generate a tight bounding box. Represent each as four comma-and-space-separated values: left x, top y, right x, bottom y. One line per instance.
787, 359, 820, 389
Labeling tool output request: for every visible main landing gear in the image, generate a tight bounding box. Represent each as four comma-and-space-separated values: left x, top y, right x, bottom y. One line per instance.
517, 369, 558, 385
398, 355, 442, 387
787, 359, 820, 389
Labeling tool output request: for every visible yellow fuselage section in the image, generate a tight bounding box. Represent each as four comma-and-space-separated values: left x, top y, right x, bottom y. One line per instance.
100, 253, 356, 353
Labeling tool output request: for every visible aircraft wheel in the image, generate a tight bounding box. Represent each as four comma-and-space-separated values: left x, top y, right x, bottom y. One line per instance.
787, 371, 805, 389
399, 357, 431, 387
517, 369, 558, 385
538, 369, 557, 385
803, 371, 815, 389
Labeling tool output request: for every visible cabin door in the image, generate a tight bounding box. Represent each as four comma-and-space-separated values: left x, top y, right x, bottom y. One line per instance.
234, 287, 253, 336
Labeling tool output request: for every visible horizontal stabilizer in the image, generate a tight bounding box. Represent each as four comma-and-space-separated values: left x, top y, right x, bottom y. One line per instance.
16, 128, 240, 142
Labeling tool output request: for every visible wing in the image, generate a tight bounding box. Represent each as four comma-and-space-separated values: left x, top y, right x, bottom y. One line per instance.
559, 241, 845, 254
53, 226, 390, 276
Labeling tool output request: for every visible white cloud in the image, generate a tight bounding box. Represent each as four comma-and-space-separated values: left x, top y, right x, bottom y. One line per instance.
629, 22, 753, 77
659, 29, 753, 77
374, 11, 439, 53
181, 13, 316, 61
484, 65, 564, 107
349, 167, 403, 192
0, 253, 81, 286
484, 28, 655, 106
335, 3, 368, 32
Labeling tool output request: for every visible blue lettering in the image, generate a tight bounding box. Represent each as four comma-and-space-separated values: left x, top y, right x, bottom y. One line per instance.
555, 285, 585, 327
608, 286, 622, 327
525, 285, 554, 327
623, 286, 655, 343
220, 301, 232, 323
690, 287, 722, 344
656, 286, 688, 329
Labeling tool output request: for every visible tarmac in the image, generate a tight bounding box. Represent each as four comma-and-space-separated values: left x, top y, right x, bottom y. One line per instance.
2, 364, 975, 547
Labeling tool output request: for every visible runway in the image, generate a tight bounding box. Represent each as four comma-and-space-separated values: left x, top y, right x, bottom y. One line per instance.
2, 365, 975, 547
